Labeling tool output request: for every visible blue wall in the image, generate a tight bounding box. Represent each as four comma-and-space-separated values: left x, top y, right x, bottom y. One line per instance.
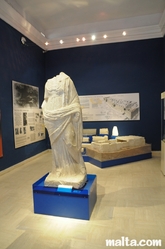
0, 19, 47, 171
0, 18, 164, 171
45, 38, 164, 150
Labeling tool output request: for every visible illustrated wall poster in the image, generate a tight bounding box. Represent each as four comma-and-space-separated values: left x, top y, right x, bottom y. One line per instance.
79, 93, 140, 121
0, 110, 3, 157
12, 81, 45, 148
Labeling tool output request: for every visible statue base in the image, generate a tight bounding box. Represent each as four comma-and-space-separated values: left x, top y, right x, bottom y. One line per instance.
44, 172, 87, 189
32, 173, 97, 220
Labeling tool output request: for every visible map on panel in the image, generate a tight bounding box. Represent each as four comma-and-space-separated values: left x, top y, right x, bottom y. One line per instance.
79, 93, 140, 121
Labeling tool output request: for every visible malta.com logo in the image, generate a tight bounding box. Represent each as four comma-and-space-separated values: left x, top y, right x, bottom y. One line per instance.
105, 237, 162, 247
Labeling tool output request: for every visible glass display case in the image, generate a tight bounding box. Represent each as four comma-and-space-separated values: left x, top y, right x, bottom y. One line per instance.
161, 92, 165, 175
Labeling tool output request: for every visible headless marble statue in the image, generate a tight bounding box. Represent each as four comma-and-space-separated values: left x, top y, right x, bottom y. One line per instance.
41, 72, 87, 189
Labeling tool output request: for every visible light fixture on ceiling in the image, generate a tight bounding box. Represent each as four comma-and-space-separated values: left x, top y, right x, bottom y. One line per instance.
59, 40, 64, 44
103, 34, 107, 39
45, 41, 49, 46
82, 37, 86, 41
122, 31, 127, 36
76, 38, 80, 42
41, 32, 45, 37
91, 35, 96, 41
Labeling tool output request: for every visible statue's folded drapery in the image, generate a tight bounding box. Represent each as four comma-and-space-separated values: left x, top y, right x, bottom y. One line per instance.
42, 72, 87, 189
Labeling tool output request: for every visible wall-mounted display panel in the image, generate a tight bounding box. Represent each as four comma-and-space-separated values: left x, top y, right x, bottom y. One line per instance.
12, 81, 45, 148
79, 93, 140, 121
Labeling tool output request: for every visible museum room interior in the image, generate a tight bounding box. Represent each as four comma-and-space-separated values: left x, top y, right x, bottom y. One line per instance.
0, 0, 165, 248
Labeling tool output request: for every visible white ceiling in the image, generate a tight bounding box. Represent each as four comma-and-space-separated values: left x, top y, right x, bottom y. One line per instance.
1, 0, 165, 50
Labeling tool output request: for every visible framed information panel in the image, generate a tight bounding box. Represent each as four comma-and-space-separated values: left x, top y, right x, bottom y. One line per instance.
12, 81, 45, 148
79, 93, 140, 121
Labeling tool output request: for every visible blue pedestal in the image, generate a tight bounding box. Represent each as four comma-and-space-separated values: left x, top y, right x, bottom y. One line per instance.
89, 153, 152, 168
32, 174, 97, 220
83, 154, 90, 162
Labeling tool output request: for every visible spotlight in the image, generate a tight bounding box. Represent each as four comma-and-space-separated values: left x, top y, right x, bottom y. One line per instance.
91, 35, 96, 40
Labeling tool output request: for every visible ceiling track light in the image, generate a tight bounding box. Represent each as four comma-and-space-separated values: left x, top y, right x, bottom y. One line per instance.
57, 33, 115, 46
91, 35, 96, 40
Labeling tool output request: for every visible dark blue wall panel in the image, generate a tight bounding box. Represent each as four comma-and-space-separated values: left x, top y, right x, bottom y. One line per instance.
0, 17, 164, 172
0, 19, 47, 171
45, 39, 164, 150
164, 36, 165, 89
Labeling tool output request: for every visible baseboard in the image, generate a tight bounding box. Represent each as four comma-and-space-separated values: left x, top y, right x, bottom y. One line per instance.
151, 151, 161, 156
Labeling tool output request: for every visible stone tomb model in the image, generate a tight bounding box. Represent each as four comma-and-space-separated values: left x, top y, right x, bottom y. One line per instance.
42, 72, 87, 189
86, 135, 151, 162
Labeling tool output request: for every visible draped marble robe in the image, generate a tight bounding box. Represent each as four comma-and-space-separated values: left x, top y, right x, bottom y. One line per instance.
42, 72, 87, 189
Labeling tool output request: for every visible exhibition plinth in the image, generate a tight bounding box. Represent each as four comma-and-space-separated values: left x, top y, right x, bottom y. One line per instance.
86, 144, 152, 168
32, 173, 97, 220
82, 154, 90, 162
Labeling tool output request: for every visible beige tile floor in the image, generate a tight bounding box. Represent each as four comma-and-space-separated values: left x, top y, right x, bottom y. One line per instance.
0, 150, 165, 249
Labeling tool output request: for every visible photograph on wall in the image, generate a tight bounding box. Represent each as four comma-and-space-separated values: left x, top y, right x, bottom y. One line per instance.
13, 81, 39, 108
12, 81, 45, 148
0, 110, 3, 157
79, 93, 140, 121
